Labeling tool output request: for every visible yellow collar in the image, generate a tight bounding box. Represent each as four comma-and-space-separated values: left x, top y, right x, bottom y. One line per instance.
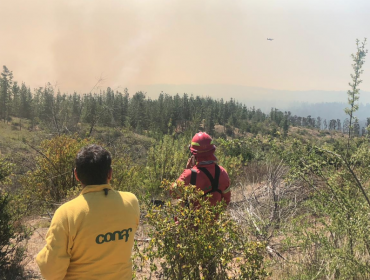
80, 184, 113, 195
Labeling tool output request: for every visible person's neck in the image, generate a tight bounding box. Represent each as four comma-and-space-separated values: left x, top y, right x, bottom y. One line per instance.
81, 182, 109, 188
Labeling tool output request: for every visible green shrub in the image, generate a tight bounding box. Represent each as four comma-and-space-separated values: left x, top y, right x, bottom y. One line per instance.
0, 193, 14, 269
225, 125, 233, 136
11, 123, 19, 130
0, 157, 12, 183
319, 130, 330, 137
0, 158, 27, 280
144, 135, 189, 193
18, 135, 95, 213
112, 156, 145, 195
272, 137, 370, 279
297, 129, 307, 135
134, 180, 268, 280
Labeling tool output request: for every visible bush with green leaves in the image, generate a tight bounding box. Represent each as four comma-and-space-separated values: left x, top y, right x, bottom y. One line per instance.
145, 134, 189, 193
111, 155, 146, 195
0, 157, 13, 183
0, 157, 14, 272
271, 135, 370, 279
18, 135, 95, 214
0, 157, 28, 280
134, 180, 268, 280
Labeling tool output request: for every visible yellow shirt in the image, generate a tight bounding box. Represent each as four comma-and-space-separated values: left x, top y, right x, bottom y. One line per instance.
36, 184, 140, 280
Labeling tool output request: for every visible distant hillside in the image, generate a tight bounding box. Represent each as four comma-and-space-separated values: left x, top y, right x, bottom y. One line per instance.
130, 84, 370, 112
286, 102, 370, 122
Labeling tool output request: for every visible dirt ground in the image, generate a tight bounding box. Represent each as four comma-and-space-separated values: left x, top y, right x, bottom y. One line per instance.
23, 226, 47, 279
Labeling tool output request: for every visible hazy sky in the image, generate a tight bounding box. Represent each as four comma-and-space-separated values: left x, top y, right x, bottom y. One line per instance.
1, 0, 370, 95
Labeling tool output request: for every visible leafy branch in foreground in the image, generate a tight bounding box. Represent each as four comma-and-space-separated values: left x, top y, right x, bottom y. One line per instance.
270, 39, 370, 277
134, 180, 268, 280
273, 136, 370, 279
345, 38, 367, 142
0, 158, 29, 280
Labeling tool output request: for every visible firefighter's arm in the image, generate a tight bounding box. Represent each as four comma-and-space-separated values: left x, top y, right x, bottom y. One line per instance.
222, 177, 231, 205
36, 207, 71, 280
171, 169, 192, 198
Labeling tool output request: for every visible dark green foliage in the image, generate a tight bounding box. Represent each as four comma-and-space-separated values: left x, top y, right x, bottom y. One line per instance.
0, 66, 299, 138
0, 158, 27, 279
0, 66, 13, 123
0, 194, 13, 262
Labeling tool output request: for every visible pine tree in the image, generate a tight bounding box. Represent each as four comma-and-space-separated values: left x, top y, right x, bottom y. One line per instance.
329, 119, 337, 130
353, 119, 360, 137
11, 81, 20, 119
129, 91, 147, 132
343, 118, 350, 134
336, 119, 342, 131
0, 66, 13, 123
18, 83, 28, 130
316, 116, 322, 130
281, 117, 289, 136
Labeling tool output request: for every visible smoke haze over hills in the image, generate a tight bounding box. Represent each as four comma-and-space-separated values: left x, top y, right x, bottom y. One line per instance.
131, 84, 370, 121
1, 0, 370, 96
1, 0, 370, 124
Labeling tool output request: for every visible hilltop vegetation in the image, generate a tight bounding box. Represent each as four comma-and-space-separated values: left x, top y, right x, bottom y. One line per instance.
1, 39, 370, 279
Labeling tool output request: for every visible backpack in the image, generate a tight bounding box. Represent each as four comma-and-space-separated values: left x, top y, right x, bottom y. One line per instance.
190, 164, 222, 197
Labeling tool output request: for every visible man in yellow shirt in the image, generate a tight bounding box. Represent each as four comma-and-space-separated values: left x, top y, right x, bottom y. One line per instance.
36, 144, 140, 280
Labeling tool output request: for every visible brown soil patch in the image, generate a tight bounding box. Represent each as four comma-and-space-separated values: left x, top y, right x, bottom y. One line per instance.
23, 227, 48, 279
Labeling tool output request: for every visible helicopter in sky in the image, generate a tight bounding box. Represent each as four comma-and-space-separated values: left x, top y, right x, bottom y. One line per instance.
267, 38, 274, 41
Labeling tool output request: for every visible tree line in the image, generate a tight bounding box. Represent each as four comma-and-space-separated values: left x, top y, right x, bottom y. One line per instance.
0, 65, 367, 138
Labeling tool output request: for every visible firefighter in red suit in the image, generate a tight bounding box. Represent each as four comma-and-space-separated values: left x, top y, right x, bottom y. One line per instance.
176, 132, 231, 206
175, 132, 231, 279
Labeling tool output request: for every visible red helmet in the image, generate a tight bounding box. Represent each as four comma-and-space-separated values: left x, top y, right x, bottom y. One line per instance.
189, 132, 216, 155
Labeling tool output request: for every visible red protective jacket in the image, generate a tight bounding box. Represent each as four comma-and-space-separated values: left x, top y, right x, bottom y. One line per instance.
177, 162, 231, 206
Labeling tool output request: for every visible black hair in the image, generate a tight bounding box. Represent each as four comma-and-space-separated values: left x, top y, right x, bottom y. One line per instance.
75, 144, 112, 186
